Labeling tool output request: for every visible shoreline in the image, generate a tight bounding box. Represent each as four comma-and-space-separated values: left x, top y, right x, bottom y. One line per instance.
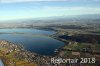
0, 40, 57, 66
0, 29, 100, 66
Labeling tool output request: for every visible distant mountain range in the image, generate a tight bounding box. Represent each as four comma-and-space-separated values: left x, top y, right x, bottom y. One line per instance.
0, 14, 100, 28
0, 14, 100, 23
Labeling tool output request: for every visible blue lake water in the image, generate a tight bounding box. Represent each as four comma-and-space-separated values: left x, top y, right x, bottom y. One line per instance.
0, 28, 55, 35
0, 29, 64, 55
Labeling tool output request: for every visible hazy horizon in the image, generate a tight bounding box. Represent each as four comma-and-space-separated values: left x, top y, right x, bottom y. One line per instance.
0, 0, 100, 21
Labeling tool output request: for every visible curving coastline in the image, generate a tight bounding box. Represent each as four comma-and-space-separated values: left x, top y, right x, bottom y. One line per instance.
0, 40, 58, 66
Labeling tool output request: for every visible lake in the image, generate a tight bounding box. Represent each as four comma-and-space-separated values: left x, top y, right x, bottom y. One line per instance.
0, 28, 55, 35
0, 29, 64, 55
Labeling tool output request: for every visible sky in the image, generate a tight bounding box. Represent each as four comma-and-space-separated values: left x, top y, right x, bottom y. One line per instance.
0, 0, 100, 21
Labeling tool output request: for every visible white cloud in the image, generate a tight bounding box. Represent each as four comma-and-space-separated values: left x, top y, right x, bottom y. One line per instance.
43, 6, 100, 11
0, 0, 68, 3
41, 6, 100, 15
0, 6, 100, 21
0, 0, 100, 3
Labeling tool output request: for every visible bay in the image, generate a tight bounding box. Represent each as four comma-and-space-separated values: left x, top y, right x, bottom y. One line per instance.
0, 29, 64, 55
